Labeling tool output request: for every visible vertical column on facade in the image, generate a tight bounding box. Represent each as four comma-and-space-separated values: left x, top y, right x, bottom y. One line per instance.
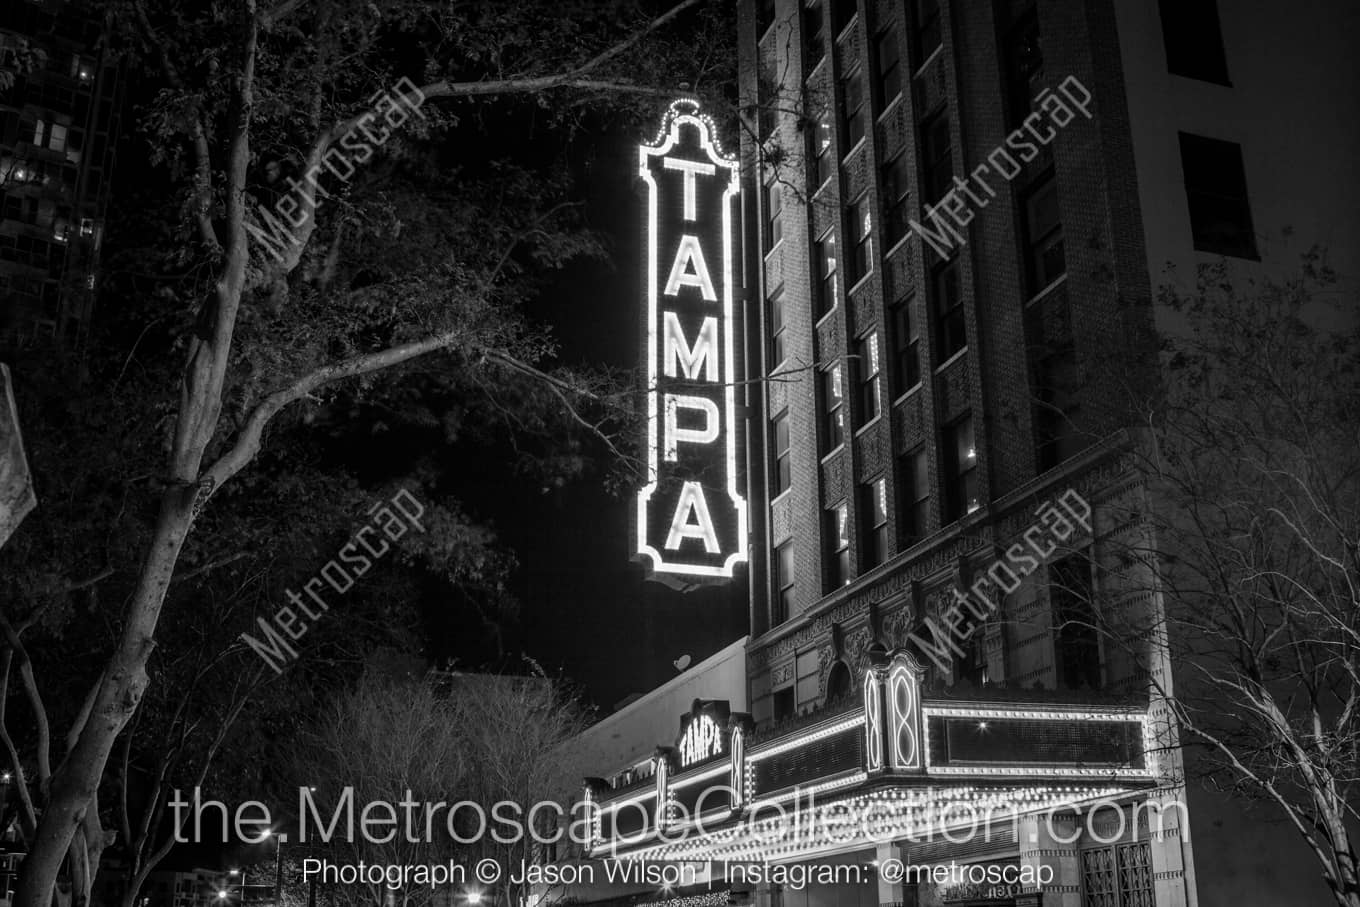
1147, 790, 1192, 907
875, 842, 905, 907
1017, 812, 1081, 907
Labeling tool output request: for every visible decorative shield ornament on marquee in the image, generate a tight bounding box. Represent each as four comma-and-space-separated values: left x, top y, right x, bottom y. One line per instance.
635, 99, 747, 582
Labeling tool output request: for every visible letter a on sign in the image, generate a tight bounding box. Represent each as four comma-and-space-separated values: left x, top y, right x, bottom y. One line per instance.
635, 99, 747, 581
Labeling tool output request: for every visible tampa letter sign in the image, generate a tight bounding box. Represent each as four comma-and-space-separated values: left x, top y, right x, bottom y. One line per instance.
636, 99, 747, 579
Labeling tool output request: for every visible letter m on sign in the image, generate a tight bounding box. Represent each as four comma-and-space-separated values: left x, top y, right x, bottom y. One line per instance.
635, 100, 747, 583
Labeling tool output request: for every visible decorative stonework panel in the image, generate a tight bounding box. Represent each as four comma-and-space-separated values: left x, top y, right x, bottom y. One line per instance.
883, 240, 914, 303
882, 601, 915, 647
855, 418, 888, 477
822, 452, 846, 505
893, 391, 925, 453
1026, 279, 1073, 352
771, 492, 793, 543
877, 99, 911, 163
914, 49, 948, 115
771, 660, 794, 688
770, 367, 788, 413
936, 353, 971, 422
817, 312, 843, 357
842, 144, 870, 202
763, 240, 784, 291
849, 272, 879, 333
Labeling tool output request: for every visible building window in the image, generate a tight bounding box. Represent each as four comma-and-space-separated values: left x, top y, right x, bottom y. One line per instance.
757, 53, 778, 142
772, 686, 796, 720
1081, 842, 1153, 907
1158, 0, 1229, 85
1051, 554, 1101, 690
827, 502, 851, 588
814, 230, 838, 317
909, 0, 941, 65
860, 477, 888, 568
1033, 346, 1082, 472
763, 180, 783, 248
932, 258, 965, 359
889, 295, 920, 394
772, 411, 792, 495
920, 111, 952, 206
757, 0, 777, 38
847, 195, 873, 285
875, 27, 902, 106
826, 661, 852, 699
821, 363, 846, 452
773, 541, 795, 624
1021, 174, 1066, 293
1003, 9, 1044, 128
839, 53, 867, 151
769, 289, 788, 368
881, 152, 911, 246
830, 0, 856, 35
958, 632, 989, 686
854, 331, 881, 424
942, 414, 979, 520
898, 447, 930, 544
48, 123, 67, 154
1178, 132, 1258, 260
795, 648, 821, 711
804, 1, 827, 67
811, 104, 834, 188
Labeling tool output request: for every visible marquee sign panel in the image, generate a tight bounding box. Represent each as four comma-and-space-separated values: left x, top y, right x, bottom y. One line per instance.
636, 99, 747, 580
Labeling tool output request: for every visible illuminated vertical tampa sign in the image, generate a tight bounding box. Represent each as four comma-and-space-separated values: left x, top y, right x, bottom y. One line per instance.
636, 98, 747, 579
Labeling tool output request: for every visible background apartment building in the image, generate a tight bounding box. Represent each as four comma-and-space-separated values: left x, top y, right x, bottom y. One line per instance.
0, 0, 121, 349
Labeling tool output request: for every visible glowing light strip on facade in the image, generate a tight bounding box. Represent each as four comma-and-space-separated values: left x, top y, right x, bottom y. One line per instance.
635, 98, 747, 578
746, 714, 865, 762
747, 770, 867, 809
669, 762, 731, 790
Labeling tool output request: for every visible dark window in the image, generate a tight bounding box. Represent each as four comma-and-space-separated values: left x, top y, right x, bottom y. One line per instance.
773, 541, 795, 624
811, 105, 835, 187
1158, 0, 1230, 85
942, 414, 979, 521
875, 28, 902, 106
804, 1, 827, 67
847, 196, 873, 284
839, 56, 867, 150
909, 0, 941, 64
1178, 133, 1258, 259
853, 331, 881, 423
898, 447, 930, 544
773, 411, 792, 495
773, 687, 796, 720
1003, 10, 1044, 128
757, 54, 778, 142
827, 502, 852, 588
882, 153, 911, 246
1033, 346, 1082, 472
763, 180, 783, 248
932, 258, 965, 359
826, 662, 852, 699
1051, 554, 1102, 690
769, 289, 787, 368
1021, 174, 1066, 293
860, 477, 889, 568
814, 231, 839, 317
757, 0, 777, 38
1081, 843, 1155, 907
958, 632, 989, 686
889, 294, 920, 393
821, 363, 846, 452
830, 0, 856, 35
920, 112, 953, 206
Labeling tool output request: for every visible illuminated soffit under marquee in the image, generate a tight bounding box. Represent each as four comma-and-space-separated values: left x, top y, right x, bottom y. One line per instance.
635, 98, 748, 581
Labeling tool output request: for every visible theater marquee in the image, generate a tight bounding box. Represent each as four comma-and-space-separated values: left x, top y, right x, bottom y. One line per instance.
636, 99, 747, 580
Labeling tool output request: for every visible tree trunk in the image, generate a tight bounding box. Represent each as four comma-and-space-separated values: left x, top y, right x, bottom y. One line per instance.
14, 488, 198, 907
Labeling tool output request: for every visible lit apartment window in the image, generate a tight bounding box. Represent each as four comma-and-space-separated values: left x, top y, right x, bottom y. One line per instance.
773, 541, 795, 624
772, 410, 792, 495
920, 111, 952, 206
860, 476, 888, 568
814, 230, 838, 317
847, 195, 873, 284
875, 27, 902, 105
830, 0, 856, 35
839, 52, 867, 151
1051, 553, 1102, 689
827, 502, 851, 588
1021, 174, 1065, 293
804, 0, 827, 66
854, 331, 881, 423
1178, 132, 1258, 260
811, 105, 834, 188
769, 288, 787, 368
932, 258, 965, 359
942, 414, 979, 520
32, 119, 46, 146
898, 446, 930, 543
909, 0, 941, 64
821, 363, 846, 452
1158, 0, 1229, 85
889, 294, 920, 393
48, 123, 67, 154
881, 152, 911, 246
763, 180, 783, 248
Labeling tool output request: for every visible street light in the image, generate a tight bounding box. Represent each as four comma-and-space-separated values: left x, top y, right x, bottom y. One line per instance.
465, 893, 483, 905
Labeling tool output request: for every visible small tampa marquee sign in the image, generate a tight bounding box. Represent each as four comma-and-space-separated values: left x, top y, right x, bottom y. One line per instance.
635, 99, 747, 580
